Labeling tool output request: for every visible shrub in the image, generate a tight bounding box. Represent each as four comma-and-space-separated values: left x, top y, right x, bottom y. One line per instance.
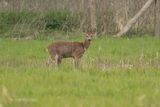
0, 10, 79, 38
44, 11, 79, 31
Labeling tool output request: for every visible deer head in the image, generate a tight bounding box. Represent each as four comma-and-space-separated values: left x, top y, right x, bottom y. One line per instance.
83, 32, 94, 50
84, 32, 94, 41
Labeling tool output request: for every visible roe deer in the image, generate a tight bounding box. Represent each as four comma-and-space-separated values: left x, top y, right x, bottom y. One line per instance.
46, 32, 93, 68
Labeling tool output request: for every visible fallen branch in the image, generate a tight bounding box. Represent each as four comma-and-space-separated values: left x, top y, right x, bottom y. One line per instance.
116, 0, 155, 37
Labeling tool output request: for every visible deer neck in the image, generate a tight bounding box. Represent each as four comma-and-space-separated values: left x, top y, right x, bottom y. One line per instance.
83, 39, 91, 50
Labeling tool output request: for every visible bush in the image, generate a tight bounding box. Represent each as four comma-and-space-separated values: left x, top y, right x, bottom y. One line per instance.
44, 11, 79, 31
0, 11, 38, 25
0, 10, 79, 38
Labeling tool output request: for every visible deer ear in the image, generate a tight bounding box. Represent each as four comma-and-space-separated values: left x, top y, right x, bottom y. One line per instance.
83, 32, 88, 36
88, 32, 93, 36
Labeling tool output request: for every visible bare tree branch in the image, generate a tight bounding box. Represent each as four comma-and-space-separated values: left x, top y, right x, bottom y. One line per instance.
90, 0, 97, 32
116, 0, 155, 37
155, 0, 160, 37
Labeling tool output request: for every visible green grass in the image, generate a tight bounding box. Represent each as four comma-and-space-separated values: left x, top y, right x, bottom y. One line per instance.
0, 37, 160, 107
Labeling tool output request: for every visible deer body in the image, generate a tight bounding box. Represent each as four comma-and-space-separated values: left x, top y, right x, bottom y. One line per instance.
46, 33, 93, 68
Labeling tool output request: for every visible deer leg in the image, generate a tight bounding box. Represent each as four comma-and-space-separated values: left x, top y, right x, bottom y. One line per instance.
55, 54, 61, 66
46, 57, 51, 66
74, 57, 80, 68
46, 55, 53, 67
57, 58, 62, 66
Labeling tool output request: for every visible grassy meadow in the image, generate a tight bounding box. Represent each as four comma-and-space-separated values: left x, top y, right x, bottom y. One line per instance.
0, 36, 160, 107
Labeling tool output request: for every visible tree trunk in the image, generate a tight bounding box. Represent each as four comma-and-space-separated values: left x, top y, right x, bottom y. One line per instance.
116, 0, 155, 37
90, 0, 97, 32
155, 0, 160, 37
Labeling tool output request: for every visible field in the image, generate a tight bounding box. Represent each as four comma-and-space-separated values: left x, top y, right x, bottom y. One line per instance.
0, 36, 160, 107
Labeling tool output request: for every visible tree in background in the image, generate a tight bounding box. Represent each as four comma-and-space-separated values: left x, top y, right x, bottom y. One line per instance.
0, 0, 158, 37
90, 0, 97, 33
116, 0, 155, 37
155, 0, 160, 37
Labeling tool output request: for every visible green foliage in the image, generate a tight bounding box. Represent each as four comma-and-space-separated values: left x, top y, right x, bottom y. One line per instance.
44, 11, 78, 31
0, 11, 79, 38
0, 11, 37, 25
0, 37, 160, 107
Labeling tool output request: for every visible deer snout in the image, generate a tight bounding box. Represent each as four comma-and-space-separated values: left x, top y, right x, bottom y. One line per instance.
88, 38, 92, 41
86, 36, 92, 41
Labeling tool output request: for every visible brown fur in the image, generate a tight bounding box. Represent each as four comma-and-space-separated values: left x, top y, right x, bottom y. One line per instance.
46, 32, 93, 68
